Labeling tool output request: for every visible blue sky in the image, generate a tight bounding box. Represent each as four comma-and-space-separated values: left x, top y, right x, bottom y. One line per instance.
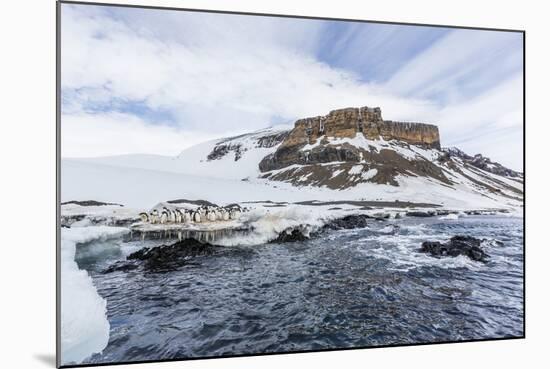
61, 4, 523, 170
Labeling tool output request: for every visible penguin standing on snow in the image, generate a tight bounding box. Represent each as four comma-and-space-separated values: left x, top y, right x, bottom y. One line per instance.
230, 208, 241, 220
193, 211, 201, 223
160, 210, 169, 224
139, 212, 149, 223
151, 209, 159, 224
222, 209, 229, 221
183, 210, 191, 223
207, 209, 216, 222
162, 207, 173, 223
175, 209, 182, 223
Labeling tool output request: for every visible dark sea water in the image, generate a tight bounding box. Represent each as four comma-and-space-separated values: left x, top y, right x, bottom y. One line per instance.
76, 215, 524, 364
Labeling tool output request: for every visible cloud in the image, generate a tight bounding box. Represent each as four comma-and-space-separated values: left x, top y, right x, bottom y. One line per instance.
436, 75, 523, 170
384, 29, 523, 103
61, 111, 218, 158
60, 4, 523, 171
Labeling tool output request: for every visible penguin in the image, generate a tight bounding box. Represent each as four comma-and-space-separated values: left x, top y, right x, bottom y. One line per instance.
139, 212, 149, 223
160, 210, 169, 224
183, 210, 191, 223
175, 209, 182, 223
230, 209, 241, 220
169, 209, 176, 223
207, 209, 216, 222
215, 208, 222, 221
162, 207, 174, 223
193, 211, 201, 223
151, 209, 159, 224
222, 209, 229, 221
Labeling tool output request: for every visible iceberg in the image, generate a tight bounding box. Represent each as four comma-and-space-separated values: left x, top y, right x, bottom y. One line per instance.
60, 226, 129, 365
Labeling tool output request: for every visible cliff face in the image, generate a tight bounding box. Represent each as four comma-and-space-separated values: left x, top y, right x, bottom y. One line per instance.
259, 106, 440, 173
282, 106, 439, 149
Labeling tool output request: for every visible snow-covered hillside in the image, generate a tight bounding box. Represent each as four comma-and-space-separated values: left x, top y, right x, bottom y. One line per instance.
73, 126, 290, 180
62, 122, 523, 211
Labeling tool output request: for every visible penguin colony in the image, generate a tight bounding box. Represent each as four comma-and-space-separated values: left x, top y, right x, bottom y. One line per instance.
139, 205, 243, 225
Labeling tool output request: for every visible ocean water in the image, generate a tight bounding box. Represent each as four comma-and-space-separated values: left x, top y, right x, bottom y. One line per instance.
75, 215, 524, 364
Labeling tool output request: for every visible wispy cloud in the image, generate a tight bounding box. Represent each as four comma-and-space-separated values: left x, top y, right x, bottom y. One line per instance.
61, 4, 523, 170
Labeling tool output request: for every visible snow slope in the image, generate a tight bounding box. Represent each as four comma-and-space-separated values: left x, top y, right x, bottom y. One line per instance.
72, 126, 290, 180
61, 125, 523, 211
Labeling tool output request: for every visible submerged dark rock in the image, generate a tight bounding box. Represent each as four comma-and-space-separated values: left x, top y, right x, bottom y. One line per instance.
102, 261, 140, 273
420, 235, 490, 262
406, 211, 436, 218
104, 238, 221, 273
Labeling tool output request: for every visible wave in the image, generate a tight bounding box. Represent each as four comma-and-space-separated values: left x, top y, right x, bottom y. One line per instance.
212, 206, 331, 246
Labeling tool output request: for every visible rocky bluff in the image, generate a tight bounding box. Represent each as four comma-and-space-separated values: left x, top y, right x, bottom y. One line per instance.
259, 106, 440, 172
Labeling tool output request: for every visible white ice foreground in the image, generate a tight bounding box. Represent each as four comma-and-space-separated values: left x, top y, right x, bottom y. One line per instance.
61, 226, 129, 365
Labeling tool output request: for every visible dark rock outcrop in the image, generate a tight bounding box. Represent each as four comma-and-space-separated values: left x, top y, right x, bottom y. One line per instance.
207, 143, 244, 161
104, 238, 222, 272
256, 131, 290, 148
61, 200, 123, 207
406, 211, 437, 218
420, 235, 490, 262
259, 106, 440, 173
323, 214, 371, 230
207, 130, 289, 162
442, 147, 522, 178
270, 228, 309, 243
257, 106, 454, 190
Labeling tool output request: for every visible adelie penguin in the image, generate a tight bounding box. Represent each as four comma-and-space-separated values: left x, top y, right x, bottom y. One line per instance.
139, 212, 149, 223
222, 209, 229, 221
230, 209, 241, 220
160, 210, 169, 224
184, 211, 192, 223
150, 209, 159, 224
175, 209, 183, 223
162, 207, 175, 223
207, 209, 216, 222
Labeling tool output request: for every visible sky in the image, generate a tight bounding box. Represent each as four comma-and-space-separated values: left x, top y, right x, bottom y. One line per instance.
61, 4, 524, 170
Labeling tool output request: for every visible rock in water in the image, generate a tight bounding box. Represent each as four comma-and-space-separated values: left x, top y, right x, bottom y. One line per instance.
323, 214, 371, 230
420, 235, 490, 262
124, 238, 220, 271
271, 228, 309, 243
406, 211, 436, 218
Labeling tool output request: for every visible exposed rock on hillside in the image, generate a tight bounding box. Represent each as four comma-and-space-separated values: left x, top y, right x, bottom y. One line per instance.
258, 106, 448, 189
442, 147, 522, 178
208, 130, 289, 162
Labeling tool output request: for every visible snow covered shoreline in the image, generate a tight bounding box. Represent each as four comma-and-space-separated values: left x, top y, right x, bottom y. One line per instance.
59, 197, 521, 364
60, 226, 129, 365
59, 125, 523, 364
